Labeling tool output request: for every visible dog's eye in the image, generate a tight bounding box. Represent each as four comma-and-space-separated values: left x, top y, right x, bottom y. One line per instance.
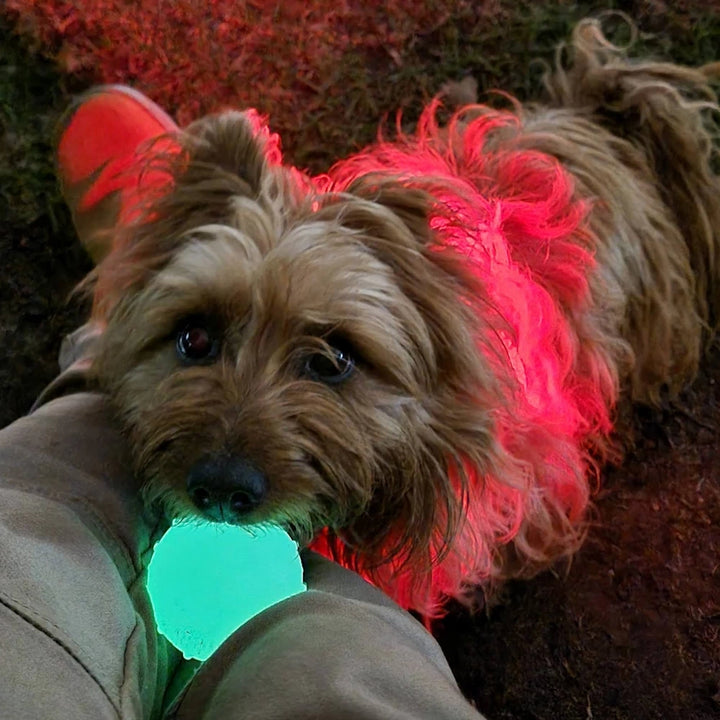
176, 322, 220, 364
304, 344, 355, 385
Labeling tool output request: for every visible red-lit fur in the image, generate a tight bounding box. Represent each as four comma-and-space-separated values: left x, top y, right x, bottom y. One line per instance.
87, 20, 720, 615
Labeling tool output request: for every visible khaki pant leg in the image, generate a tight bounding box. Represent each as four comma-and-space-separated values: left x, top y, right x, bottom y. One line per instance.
171, 551, 485, 720
0, 393, 183, 720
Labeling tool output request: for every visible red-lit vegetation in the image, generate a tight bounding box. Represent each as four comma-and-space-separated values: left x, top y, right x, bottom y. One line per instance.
5, 0, 467, 165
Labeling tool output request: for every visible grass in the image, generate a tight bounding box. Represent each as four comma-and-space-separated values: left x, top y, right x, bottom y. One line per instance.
0, 15, 89, 425
0, 14, 69, 231
4, 1, 720, 172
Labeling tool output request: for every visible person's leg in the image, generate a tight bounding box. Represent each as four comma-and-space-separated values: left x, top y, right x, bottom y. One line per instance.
56, 84, 178, 262
36, 85, 180, 410
0, 391, 184, 720
0, 87, 189, 720
3, 391, 484, 720
169, 550, 486, 720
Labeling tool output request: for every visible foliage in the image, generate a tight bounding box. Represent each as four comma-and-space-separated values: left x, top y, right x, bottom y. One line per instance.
5, 1, 720, 170
4, 0, 467, 165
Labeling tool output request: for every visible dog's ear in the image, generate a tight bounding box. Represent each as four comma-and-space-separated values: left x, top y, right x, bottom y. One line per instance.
345, 177, 435, 247
87, 111, 288, 320
339, 175, 480, 293
327, 175, 491, 372
176, 109, 279, 200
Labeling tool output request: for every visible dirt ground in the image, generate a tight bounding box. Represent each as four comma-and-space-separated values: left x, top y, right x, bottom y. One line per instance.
1, 2, 719, 718
436, 351, 720, 719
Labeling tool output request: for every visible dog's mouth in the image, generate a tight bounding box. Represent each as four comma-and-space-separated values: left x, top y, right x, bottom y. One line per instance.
141, 439, 332, 538
180, 490, 322, 545
188, 498, 254, 525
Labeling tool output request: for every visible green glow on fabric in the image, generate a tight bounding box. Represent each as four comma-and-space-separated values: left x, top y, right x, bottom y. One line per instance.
147, 522, 306, 661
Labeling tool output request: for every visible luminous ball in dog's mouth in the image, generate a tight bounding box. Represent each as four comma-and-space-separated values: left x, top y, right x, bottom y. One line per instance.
148, 522, 305, 660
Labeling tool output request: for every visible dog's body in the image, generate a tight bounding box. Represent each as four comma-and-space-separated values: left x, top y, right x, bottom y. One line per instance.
88, 21, 720, 615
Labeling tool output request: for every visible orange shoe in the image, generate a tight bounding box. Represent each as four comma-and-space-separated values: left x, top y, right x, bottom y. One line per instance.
56, 85, 179, 263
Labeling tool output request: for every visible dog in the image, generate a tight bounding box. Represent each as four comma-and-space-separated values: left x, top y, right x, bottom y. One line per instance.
84, 19, 720, 616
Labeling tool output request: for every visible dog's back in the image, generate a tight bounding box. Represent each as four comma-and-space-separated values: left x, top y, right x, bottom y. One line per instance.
319, 18, 720, 612
526, 18, 720, 405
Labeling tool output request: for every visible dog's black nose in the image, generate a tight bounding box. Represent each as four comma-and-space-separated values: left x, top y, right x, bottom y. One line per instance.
186, 454, 268, 521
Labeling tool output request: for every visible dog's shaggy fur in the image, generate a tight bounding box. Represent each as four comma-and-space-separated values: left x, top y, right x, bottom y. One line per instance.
86, 20, 720, 615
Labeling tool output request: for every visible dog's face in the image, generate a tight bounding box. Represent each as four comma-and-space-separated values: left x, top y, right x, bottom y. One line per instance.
91, 111, 501, 570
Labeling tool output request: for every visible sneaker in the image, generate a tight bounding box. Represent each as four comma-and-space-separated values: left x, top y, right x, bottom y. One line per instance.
56, 85, 179, 263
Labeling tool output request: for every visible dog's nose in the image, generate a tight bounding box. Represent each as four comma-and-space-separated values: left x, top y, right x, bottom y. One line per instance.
186, 454, 268, 521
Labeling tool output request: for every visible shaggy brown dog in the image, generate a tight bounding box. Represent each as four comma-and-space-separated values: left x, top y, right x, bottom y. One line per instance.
85, 20, 720, 615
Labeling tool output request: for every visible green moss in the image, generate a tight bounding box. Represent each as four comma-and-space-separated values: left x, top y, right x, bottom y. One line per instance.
0, 17, 72, 229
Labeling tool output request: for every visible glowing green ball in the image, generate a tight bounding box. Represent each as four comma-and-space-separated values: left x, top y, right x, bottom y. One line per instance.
147, 522, 306, 660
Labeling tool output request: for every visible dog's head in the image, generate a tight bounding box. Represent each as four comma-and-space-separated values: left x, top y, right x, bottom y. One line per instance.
89, 110, 506, 582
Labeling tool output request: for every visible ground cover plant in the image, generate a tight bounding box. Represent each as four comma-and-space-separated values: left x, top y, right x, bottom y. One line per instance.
1, 1, 719, 717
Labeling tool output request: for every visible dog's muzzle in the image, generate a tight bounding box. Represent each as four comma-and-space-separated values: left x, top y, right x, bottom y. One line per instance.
186, 453, 268, 522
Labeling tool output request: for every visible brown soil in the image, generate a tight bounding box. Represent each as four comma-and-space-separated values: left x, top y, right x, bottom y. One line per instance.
436, 354, 720, 719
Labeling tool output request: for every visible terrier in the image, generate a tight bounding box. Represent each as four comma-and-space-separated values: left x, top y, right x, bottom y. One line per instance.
82, 20, 720, 615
